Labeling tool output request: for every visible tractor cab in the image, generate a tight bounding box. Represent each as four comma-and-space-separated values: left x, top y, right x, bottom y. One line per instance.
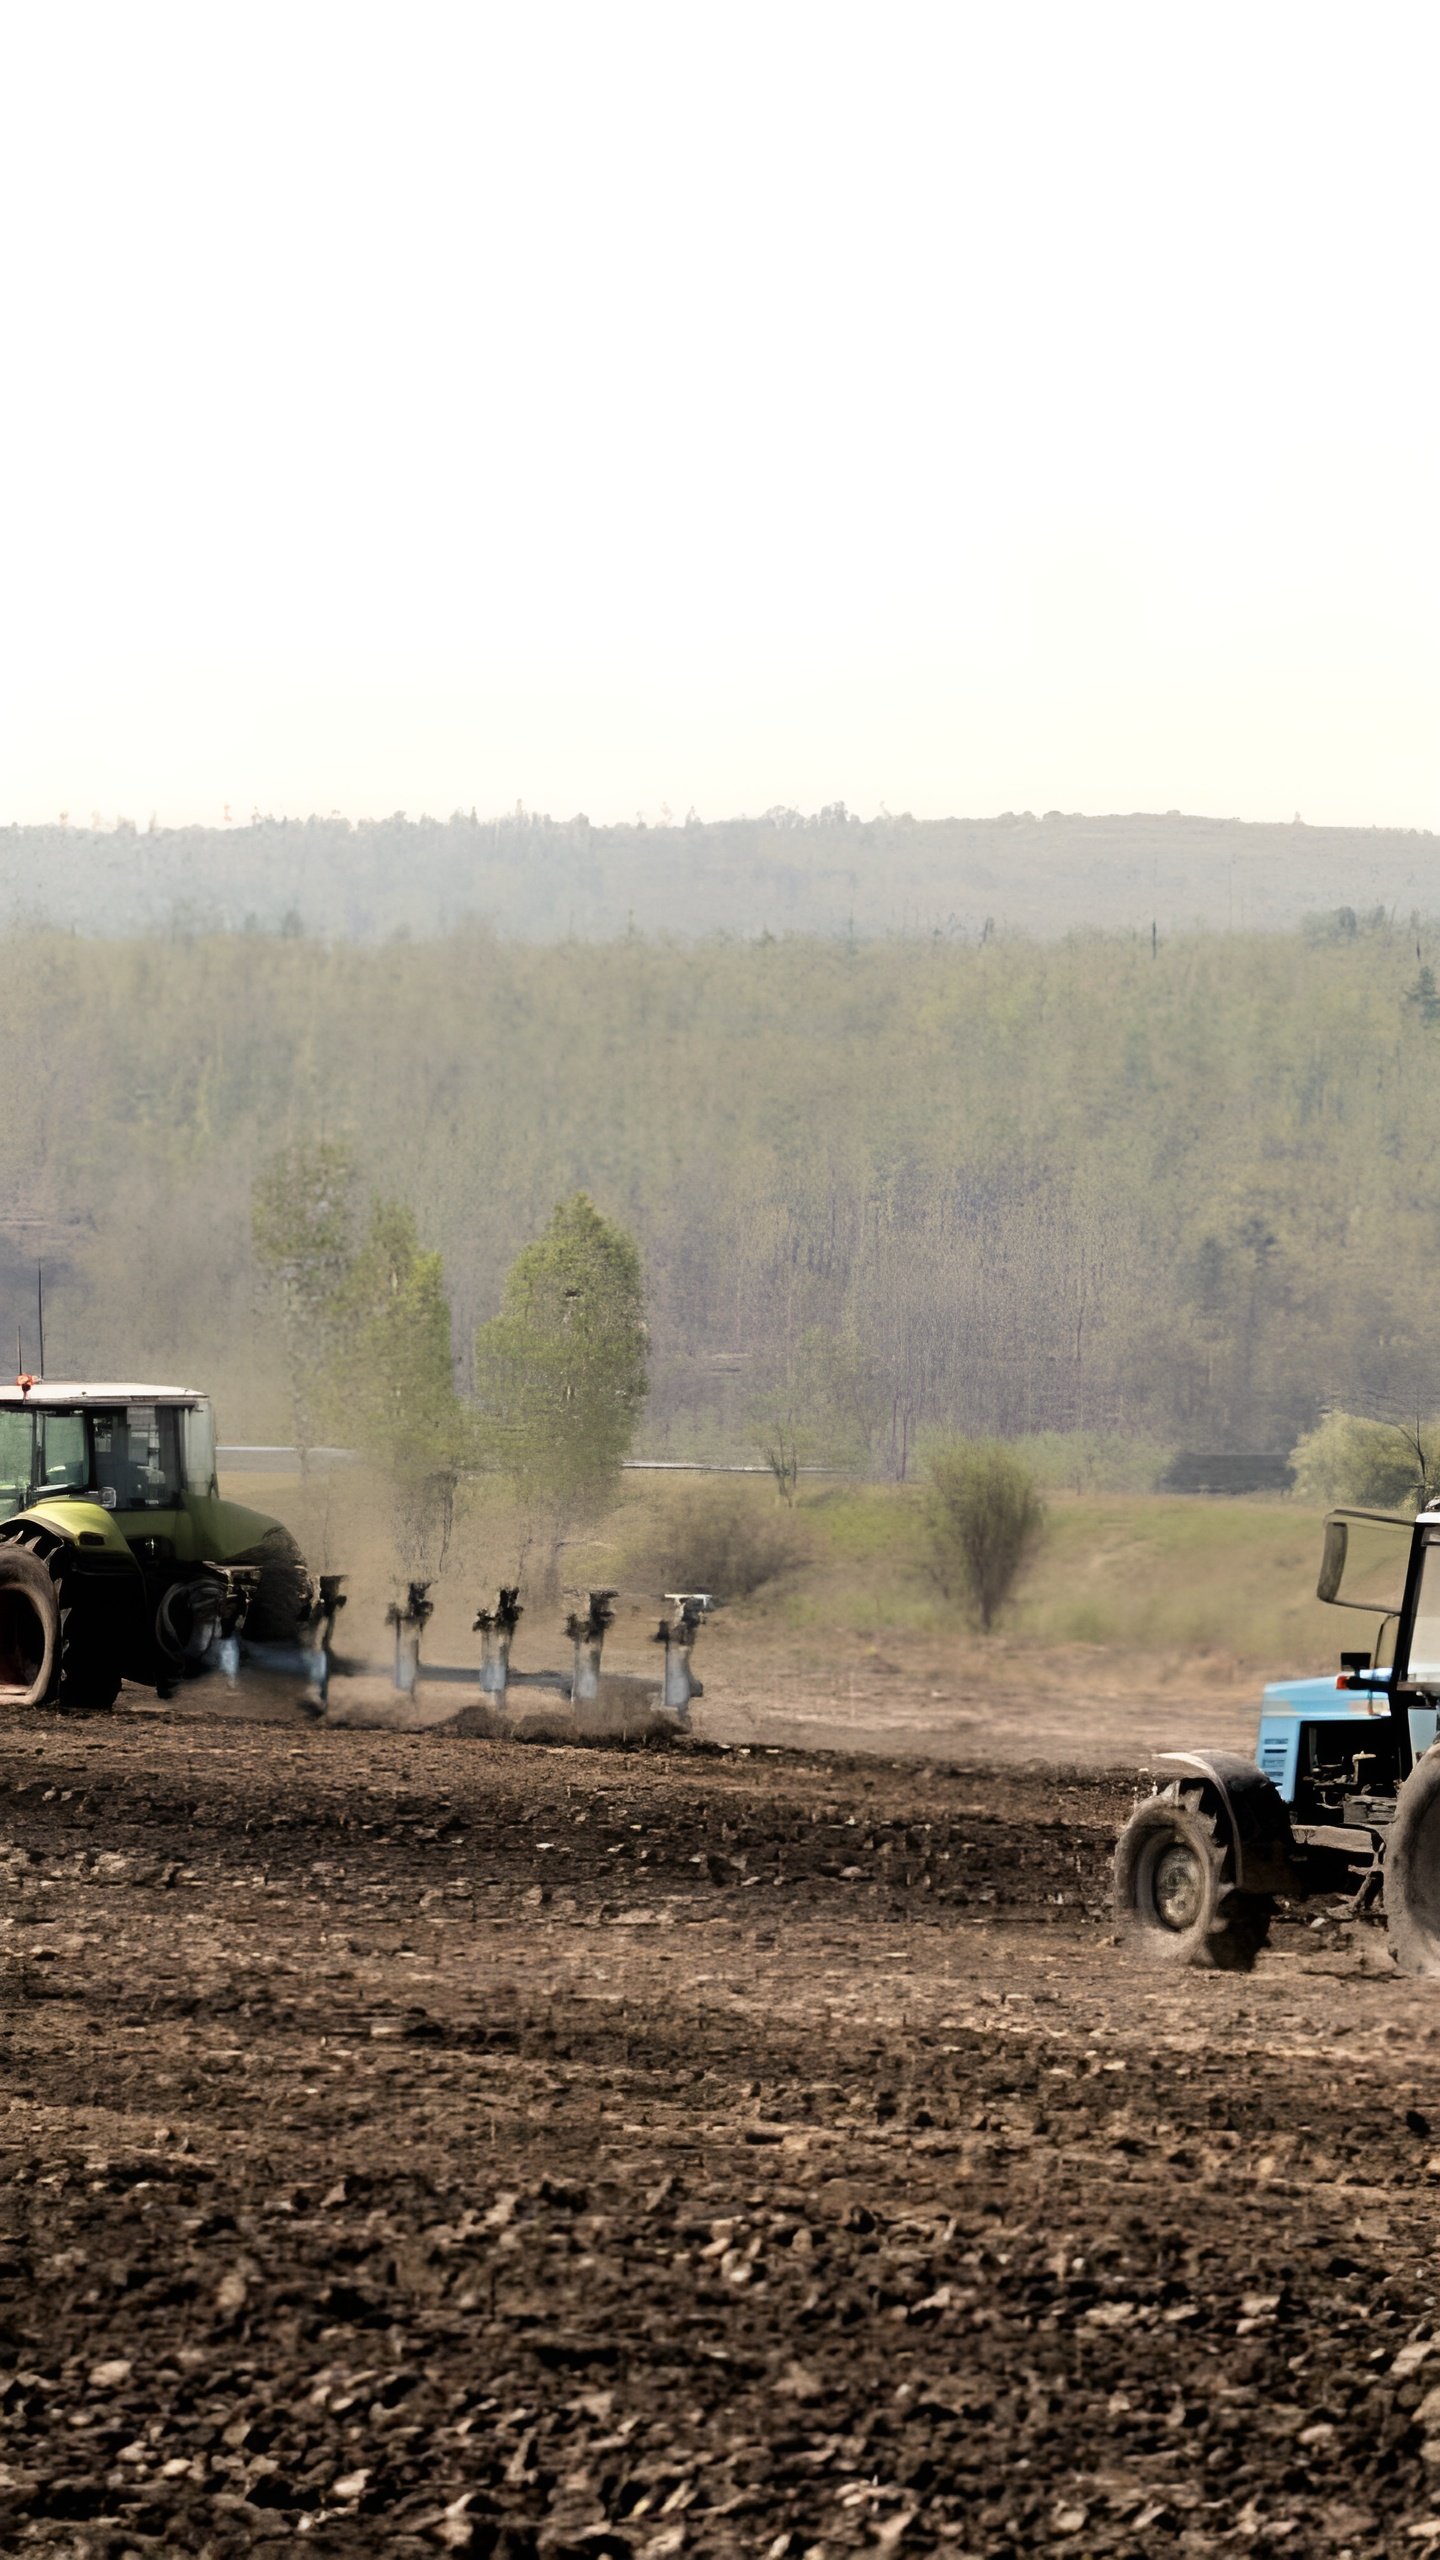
0, 1385, 218, 1534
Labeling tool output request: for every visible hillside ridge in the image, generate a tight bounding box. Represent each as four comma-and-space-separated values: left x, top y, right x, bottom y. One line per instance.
1, 807, 1435, 941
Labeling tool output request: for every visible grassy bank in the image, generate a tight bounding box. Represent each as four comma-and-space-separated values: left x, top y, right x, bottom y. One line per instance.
631, 1479, 1339, 1671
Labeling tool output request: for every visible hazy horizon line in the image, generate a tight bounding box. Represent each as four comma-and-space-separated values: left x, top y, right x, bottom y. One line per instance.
3, 804, 1439, 840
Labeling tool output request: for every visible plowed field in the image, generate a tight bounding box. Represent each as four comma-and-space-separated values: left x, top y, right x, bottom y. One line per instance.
0, 1710, 1437, 2557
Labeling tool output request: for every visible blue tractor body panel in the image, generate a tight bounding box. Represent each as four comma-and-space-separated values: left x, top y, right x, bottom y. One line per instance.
1256, 1675, 1439, 1806
1257, 1678, 1364, 1802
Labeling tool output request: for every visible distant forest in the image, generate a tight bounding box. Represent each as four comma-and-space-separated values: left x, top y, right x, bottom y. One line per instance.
3, 914, 1439, 1464
1, 806, 1438, 942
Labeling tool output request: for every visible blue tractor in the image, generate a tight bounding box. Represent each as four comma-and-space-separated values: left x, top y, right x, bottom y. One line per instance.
1115, 1503, 1440, 1973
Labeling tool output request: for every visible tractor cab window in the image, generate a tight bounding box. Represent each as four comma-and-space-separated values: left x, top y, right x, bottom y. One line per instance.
0, 1412, 34, 1518
36, 1412, 88, 1493
1407, 1539, 1440, 1684
92, 1407, 183, 1510
1317, 1510, 1413, 1615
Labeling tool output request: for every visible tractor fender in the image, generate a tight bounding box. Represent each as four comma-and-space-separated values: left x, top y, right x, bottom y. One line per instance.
1153, 1751, 1297, 1895
2, 1502, 135, 1560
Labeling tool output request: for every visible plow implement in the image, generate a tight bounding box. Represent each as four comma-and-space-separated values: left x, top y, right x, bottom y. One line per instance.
207, 1578, 711, 1741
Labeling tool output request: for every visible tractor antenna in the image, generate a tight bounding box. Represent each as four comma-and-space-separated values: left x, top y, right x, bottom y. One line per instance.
35, 1266, 45, 1379
14, 1323, 21, 1376
1394, 1411, 1433, 1508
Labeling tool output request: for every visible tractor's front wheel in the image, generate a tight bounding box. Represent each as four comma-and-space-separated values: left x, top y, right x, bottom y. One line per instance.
1114, 1786, 1272, 1971
154, 1573, 226, 1685
1382, 1748, 1440, 1975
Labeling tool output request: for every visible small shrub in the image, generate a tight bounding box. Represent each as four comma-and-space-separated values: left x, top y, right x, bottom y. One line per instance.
922, 1439, 1045, 1631
631, 1482, 808, 1603
1289, 1413, 1426, 1510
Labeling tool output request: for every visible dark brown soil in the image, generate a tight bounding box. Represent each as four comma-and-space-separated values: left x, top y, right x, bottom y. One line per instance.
0, 1712, 1438, 2556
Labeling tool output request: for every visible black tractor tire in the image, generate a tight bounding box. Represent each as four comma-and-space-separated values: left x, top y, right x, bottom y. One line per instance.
0, 1544, 60, 1707
1382, 1747, 1440, 1975
55, 1589, 123, 1713
226, 1527, 311, 1644
1114, 1784, 1273, 1971
154, 1573, 227, 1681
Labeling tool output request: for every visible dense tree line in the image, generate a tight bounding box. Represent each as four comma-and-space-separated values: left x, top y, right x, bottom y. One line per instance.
3, 920, 1440, 1463
0, 807, 1437, 943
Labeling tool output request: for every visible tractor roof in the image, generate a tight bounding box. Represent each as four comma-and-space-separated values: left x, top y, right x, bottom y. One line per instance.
0, 1382, 206, 1408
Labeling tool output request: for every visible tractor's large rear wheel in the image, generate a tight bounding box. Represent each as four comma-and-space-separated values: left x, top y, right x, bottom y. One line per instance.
1114, 1785, 1273, 1971
0, 1546, 59, 1707
1382, 1748, 1440, 1975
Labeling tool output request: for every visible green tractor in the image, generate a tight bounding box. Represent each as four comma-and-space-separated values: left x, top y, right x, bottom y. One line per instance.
0, 1380, 316, 1710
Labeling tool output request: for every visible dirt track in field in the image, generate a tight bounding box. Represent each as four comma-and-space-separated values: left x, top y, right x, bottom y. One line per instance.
2, 1709, 1440, 2556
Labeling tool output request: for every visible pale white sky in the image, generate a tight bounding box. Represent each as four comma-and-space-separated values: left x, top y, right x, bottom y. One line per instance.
1, 0, 1435, 830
